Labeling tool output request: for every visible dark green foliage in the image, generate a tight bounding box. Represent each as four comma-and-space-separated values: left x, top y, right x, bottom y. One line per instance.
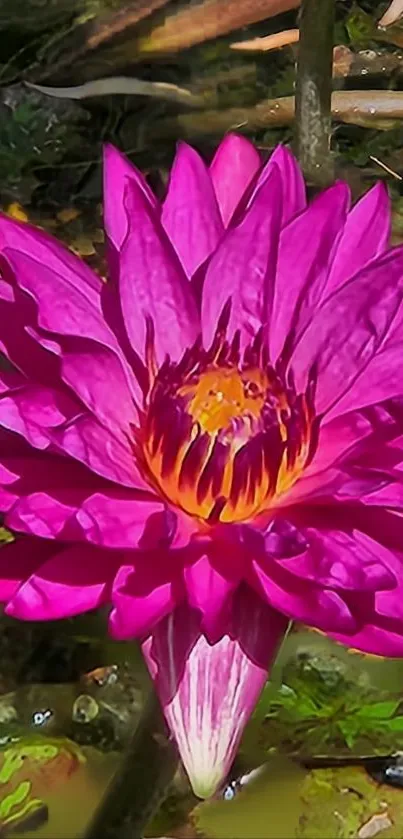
249, 650, 403, 758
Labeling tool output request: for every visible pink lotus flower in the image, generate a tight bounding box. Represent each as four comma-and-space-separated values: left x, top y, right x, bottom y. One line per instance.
1, 135, 403, 796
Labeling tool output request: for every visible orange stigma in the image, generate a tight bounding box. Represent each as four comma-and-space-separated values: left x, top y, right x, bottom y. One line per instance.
178, 367, 268, 435
136, 307, 317, 525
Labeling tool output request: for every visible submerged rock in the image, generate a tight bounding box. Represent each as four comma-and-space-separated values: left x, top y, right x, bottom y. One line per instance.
298, 766, 403, 839
0, 734, 84, 836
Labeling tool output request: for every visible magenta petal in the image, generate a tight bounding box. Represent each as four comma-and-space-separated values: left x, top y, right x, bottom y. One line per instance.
100, 279, 149, 394
251, 145, 306, 226
0, 440, 106, 495
184, 554, 236, 643
102, 146, 160, 360
119, 180, 199, 363
322, 265, 403, 422
269, 145, 306, 222
369, 548, 403, 624
302, 408, 376, 479
0, 448, 108, 528
330, 624, 403, 657
6, 544, 117, 620
52, 413, 149, 489
209, 134, 261, 227
103, 143, 158, 253
75, 493, 164, 548
0, 213, 101, 295
331, 342, 403, 422
162, 142, 224, 277
142, 593, 287, 798
1, 250, 141, 418
291, 247, 403, 417
102, 146, 159, 380
269, 182, 350, 361
0, 537, 55, 601
0, 370, 24, 392
327, 182, 390, 293
0, 488, 17, 512
47, 336, 140, 437
283, 408, 380, 506
252, 557, 357, 633
0, 382, 80, 451
2, 248, 118, 350
278, 528, 396, 593
361, 480, 403, 507
109, 555, 181, 639
0, 284, 66, 387
0, 458, 19, 487
287, 401, 403, 506
6, 491, 78, 539
325, 537, 403, 656
202, 165, 283, 349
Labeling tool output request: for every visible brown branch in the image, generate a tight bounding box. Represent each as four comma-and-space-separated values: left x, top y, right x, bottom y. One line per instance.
230, 29, 299, 51
379, 0, 403, 26
135, 0, 300, 55
143, 90, 403, 143
32, 0, 171, 81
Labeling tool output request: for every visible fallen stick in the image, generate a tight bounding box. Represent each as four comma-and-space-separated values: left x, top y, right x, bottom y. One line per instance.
26, 77, 203, 107
144, 90, 403, 142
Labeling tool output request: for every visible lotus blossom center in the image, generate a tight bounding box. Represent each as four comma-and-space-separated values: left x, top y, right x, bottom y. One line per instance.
179, 367, 268, 435
137, 309, 317, 525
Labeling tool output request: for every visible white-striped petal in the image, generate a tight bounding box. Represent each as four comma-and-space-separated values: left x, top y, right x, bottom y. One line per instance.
142, 595, 287, 798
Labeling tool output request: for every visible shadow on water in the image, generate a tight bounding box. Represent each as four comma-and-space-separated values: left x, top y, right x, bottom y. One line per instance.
12, 749, 120, 839
192, 758, 306, 839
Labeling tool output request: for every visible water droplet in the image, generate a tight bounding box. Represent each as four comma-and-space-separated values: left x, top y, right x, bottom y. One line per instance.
32, 709, 53, 727
73, 694, 99, 723
223, 783, 237, 801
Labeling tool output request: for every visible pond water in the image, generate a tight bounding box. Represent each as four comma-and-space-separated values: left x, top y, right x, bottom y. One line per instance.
1, 622, 403, 838
2, 0, 403, 836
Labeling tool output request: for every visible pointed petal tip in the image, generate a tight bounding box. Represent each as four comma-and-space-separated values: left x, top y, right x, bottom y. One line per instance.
174, 138, 194, 154
212, 132, 260, 157
327, 179, 352, 208
210, 134, 261, 227
162, 140, 224, 277
102, 141, 132, 176
103, 141, 136, 168
187, 767, 226, 800
103, 141, 158, 253
108, 606, 127, 641
270, 142, 296, 165
372, 178, 389, 197
102, 140, 117, 159
357, 178, 390, 215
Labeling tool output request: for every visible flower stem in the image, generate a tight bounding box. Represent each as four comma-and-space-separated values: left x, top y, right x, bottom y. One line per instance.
294, 0, 335, 185
82, 691, 178, 839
